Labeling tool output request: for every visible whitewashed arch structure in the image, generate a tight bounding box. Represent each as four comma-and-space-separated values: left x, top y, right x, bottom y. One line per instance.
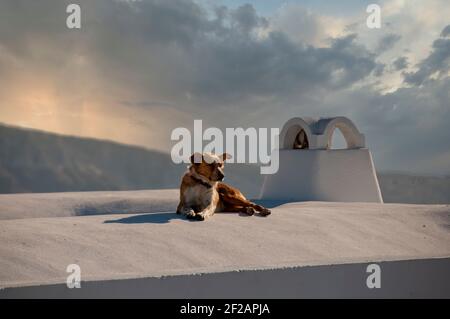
279, 116, 366, 150
260, 116, 383, 203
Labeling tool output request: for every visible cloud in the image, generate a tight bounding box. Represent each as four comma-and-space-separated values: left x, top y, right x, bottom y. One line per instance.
270, 3, 346, 46
308, 76, 450, 175
392, 56, 409, 71
320, 29, 450, 174
0, 0, 380, 107
376, 33, 402, 53
229, 3, 268, 33
441, 25, 450, 37
404, 26, 450, 85
0, 0, 449, 174
368, 77, 450, 174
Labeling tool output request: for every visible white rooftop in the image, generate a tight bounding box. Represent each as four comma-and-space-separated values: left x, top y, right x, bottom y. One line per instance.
0, 189, 449, 289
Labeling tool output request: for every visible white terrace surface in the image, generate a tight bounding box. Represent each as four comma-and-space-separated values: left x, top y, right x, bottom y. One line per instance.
0, 189, 449, 288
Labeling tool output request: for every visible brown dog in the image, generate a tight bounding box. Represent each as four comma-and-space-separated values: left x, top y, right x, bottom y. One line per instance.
176, 152, 271, 221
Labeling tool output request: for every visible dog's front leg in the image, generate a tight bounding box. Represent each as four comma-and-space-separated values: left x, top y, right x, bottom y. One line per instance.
192, 191, 219, 221
177, 202, 196, 218
194, 204, 216, 221
177, 199, 214, 221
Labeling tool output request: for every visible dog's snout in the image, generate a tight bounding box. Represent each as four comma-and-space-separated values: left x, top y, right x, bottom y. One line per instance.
217, 170, 225, 181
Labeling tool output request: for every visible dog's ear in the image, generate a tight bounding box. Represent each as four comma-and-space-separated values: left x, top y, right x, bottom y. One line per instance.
221, 153, 232, 161
190, 152, 203, 164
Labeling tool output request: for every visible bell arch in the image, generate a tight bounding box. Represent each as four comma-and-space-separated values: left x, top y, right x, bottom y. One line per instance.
316, 117, 365, 149
279, 117, 315, 150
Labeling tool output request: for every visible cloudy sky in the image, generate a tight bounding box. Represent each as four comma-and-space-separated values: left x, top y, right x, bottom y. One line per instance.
0, 0, 449, 174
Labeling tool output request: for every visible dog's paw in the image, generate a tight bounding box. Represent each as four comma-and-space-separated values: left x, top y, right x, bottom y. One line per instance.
184, 209, 197, 219
186, 211, 206, 221
244, 207, 256, 216
259, 207, 271, 217
194, 213, 205, 221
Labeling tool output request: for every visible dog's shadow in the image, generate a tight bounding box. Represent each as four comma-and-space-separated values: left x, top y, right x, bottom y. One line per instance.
103, 200, 287, 225
103, 211, 253, 224
104, 212, 185, 224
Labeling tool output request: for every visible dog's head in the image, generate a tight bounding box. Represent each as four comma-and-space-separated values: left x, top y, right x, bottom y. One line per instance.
190, 152, 232, 182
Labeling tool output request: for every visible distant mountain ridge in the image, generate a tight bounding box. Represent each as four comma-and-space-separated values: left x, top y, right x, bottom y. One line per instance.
378, 172, 450, 204
0, 124, 184, 193
0, 123, 449, 203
